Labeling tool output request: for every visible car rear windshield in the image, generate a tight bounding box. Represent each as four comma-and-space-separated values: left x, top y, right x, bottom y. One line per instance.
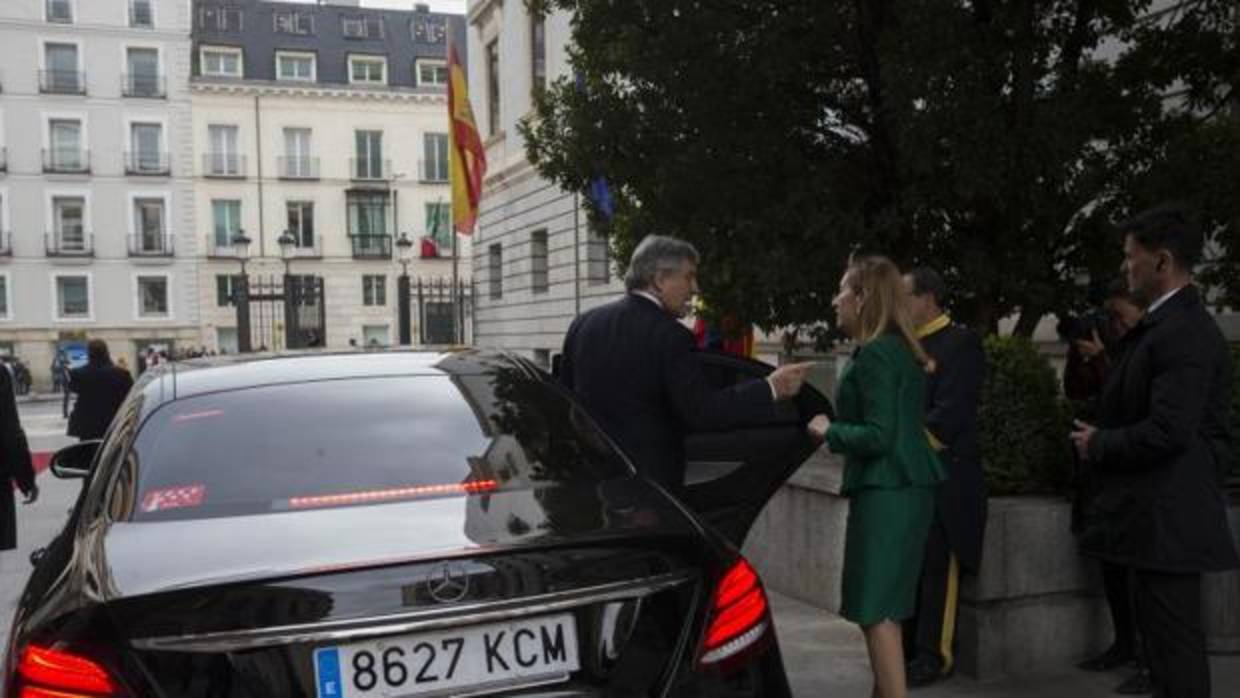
123, 372, 631, 522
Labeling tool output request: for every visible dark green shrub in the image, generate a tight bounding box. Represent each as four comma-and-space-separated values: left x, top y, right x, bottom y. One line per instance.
978, 335, 1073, 496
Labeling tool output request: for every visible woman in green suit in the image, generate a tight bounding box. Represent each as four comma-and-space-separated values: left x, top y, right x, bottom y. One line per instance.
808, 255, 946, 698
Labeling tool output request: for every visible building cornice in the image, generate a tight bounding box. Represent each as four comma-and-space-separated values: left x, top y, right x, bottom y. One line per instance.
190, 79, 448, 104
467, 0, 504, 27
0, 18, 190, 41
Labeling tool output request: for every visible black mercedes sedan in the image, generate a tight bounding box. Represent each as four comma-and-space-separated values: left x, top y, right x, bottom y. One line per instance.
4, 350, 828, 697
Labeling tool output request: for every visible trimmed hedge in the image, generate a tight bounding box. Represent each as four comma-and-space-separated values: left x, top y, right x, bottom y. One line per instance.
979, 335, 1073, 496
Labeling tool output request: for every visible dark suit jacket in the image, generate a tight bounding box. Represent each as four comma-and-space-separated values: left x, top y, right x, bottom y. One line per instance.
559, 294, 776, 490
0, 366, 34, 550
68, 362, 134, 440
1081, 286, 1239, 572
921, 321, 988, 572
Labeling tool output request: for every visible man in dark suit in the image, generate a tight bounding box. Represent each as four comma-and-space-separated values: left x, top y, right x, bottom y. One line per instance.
901, 267, 988, 687
67, 339, 134, 441
1, 358, 37, 568
1072, 206, 1238, 698
558, 235, 812, 492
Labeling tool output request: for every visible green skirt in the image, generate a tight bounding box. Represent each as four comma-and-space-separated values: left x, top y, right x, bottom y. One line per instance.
840, 486, 936, 626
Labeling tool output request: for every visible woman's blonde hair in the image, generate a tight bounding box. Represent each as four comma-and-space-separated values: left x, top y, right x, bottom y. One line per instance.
844, 255, 931, 366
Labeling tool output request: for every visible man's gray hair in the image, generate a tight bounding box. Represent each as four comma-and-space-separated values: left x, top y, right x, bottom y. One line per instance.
624, 235, 700, 292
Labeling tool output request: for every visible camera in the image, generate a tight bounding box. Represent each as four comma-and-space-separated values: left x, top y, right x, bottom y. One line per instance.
1056, 309, 1111, 345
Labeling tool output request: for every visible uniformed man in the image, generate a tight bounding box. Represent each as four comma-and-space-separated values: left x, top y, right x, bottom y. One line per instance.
901, 267, 988, 687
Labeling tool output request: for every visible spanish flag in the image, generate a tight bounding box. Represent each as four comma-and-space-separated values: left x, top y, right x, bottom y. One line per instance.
449, 46, 486, 235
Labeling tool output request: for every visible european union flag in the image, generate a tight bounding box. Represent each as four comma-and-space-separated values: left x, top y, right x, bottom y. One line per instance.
587, 175, 615, 222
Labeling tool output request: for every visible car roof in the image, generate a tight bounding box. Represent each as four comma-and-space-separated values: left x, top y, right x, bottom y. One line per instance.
138, 349, 543, 406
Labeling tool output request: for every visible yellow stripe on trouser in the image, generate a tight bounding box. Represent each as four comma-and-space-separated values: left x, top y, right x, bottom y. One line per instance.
940, 554, 960, 673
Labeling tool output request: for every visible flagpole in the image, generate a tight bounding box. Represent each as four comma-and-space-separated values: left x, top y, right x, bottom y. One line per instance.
447, 30, 459, 346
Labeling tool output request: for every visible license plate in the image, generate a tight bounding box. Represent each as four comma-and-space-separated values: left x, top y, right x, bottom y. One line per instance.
313, 614, 580, 697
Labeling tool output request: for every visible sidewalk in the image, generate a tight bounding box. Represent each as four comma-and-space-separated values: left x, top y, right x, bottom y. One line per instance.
770, 592, 1240, 697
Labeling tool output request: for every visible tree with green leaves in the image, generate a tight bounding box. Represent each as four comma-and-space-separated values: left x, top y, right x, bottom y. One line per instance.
522, 0, 1239, 335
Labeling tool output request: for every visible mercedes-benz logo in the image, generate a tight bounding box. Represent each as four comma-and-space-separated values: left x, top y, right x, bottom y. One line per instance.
425, 562, 470, 604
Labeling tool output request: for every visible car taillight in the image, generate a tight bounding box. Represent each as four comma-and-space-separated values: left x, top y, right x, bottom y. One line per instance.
697, 556, 771, 668
15, 644, 116, 697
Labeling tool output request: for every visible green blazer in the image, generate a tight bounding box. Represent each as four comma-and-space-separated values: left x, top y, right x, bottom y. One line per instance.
827, 333, 947, 495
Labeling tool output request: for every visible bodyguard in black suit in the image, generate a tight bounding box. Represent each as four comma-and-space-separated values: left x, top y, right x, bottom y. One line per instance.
67, 340, 134, 441
901, 267, 988, 686
1072, 206, 1238, 698
558, 235, 812, 491
1, 361, 37, 556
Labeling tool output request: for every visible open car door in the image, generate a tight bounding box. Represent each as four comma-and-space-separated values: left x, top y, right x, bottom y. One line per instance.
679, 352, 834, 547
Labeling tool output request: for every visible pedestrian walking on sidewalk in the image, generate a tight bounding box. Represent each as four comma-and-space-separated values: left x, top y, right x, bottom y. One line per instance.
1071, 205, 1239, 698
67, 340, 133, 441
807, 255, 946, 698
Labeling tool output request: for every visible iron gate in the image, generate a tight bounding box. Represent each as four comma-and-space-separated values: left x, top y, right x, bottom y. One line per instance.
235, 275, 326, 352
398, 276, 474, 346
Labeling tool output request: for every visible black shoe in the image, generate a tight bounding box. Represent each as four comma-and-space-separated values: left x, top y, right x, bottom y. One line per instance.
1114, 668, 1153, 695
1077, 644, 1135, 672
907, 656, 950, 689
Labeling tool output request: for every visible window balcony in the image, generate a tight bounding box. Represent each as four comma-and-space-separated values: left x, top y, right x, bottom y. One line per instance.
349, 158, 392, 182
39, 70, 85, 95
46, 233, 94, 258
419, 159, 449, 184
203, 153, 246, 178
42, 149, 91, 174
122, 73, 166, 98
349, 234, 392, 260
125, 151, 171, 176
278, 156, 320, 180
205, 233, 240, 259
128, 234, 174, 258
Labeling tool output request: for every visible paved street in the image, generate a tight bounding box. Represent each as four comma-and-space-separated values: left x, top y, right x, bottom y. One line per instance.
3, 399, 1238, 697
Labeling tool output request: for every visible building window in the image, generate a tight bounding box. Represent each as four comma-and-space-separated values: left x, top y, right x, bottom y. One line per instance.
531, 229, 549, 294
348, 55, 387, 85
200, 46, 242, 78
207, 125, 241, 176
342, 16, 383, 39
363, 325, 390, 347
274, 11, 313, 35
587, 225, 611, 285
530, 14, 546, 96
353, 130, 385, 179
198, 6, 242, 31
216, 274, 237, 307
486, 40, 500, 136
416, 59, 448, 88
55, 275, 90, 319
46, 0, 72, 23
422, 133, 448, 182
0, 276, 9, 319
282, 128, 314, 178
286, 201, 315, 248
125, 47, 162, 97
43, 42, 82, 93
488, 243, 503, 299
211, 199, 241, 247
276, 52, 315, 82
217, 327, 239, 353
137, 275, 169, 317
425, 202, 451, 254
133, 198, 166, 254
48, 119, 85, 171
362, 275, 386, 306
347, 192, 389, 237
130, 0, 153, 28
129, 122, 164, 174
52, 196, 86, 251
411, 16, 446, 44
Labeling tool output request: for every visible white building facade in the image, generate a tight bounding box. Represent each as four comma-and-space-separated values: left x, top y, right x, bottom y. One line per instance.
192, 0, 470, 353
466, 0, 622, 368
0, 0, 199, 387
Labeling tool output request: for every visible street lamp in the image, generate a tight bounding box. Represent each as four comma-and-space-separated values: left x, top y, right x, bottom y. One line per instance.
277, 230, 297, 276
230, 230, 253, 352
396, 232, 414, 345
